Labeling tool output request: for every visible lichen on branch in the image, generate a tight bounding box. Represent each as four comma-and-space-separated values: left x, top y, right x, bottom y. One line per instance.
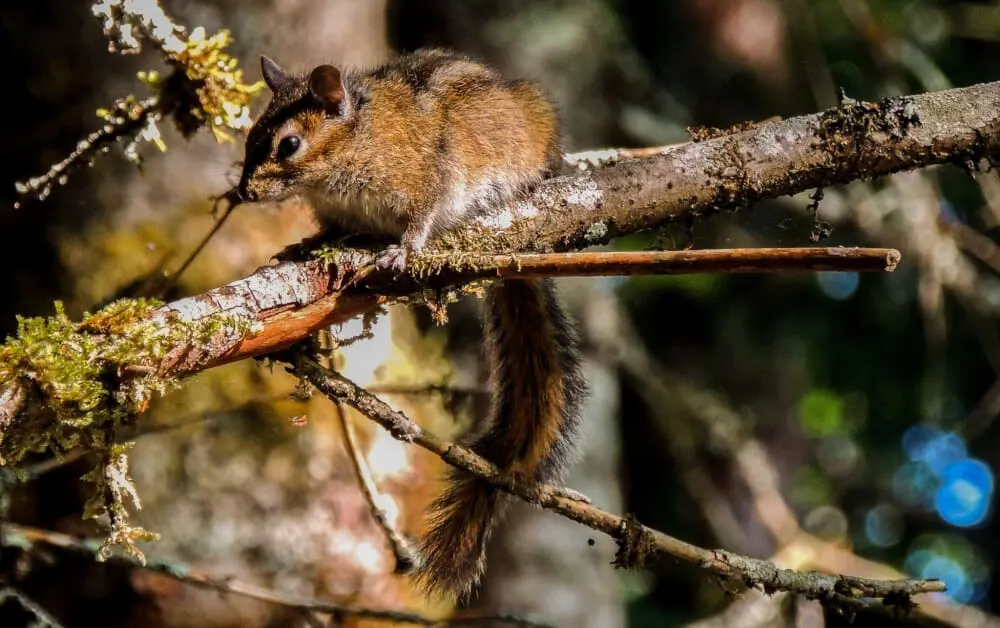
0, 297, 254, 561
14, 0, 263, 206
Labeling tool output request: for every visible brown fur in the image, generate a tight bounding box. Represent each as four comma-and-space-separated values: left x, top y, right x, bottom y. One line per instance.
238, 49, 584, 600
240, 48, 561, 253
418, 279, 584, 600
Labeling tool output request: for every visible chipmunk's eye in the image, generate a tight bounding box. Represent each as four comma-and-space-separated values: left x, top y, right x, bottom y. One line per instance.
276, 134, 302, 160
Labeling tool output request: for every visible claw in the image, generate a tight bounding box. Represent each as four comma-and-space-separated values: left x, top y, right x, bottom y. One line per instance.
375, 245, 409, 274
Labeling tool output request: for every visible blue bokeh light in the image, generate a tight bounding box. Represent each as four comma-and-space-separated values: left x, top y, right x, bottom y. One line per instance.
902, 424, 942, 460
865, 504, 903, 547
921, 556, 974, 603
903, 426, 967, 475
816, 271, 860, 301
892, 461, 940, 508
935, 459, 994, 527
896, 425, 994, 527
921, 434, 968, 476
904, 535, 992, 605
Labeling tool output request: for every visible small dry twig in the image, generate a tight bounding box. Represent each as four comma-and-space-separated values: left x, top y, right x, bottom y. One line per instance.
332, 401, 418, 574
2, 523, 550, 627
0, 588, 65, 628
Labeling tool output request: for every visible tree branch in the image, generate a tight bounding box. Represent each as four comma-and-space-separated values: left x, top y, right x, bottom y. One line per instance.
288, 353, 945, 612
332, 401, 418, 574
11, 79, 991, 389
582, 253, 998, 628
156, 246, 897, 378
2, 523, 550, 627
440, 81, 998, 254
1, 79, 994, 577
148, 79, 1000, 379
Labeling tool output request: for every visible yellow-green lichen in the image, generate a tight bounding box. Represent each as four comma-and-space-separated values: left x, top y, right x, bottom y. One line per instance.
154, 27, 264, 141
82, 441, 160, 563
310, 242, 375, 270
0, 297, 254, 562
408, 251, 499, 279
15, 9, 263, 205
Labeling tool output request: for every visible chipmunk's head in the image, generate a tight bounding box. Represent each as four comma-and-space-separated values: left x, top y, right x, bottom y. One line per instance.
238, 56, 356, 203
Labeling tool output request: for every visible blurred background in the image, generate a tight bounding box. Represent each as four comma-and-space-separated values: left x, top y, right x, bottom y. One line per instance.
2, 0, 1000, 626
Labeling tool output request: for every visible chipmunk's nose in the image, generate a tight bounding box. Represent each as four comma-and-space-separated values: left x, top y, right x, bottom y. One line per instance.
237, 176, 257, 202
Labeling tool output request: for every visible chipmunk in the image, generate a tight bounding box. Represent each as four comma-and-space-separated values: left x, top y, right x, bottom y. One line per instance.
238, 48, 585, 600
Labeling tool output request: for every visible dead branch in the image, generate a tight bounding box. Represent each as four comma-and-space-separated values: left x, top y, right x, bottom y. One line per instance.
14, 0, 259, 208
152, 246, 897, 378
582, 267, 997, 628
2, 523, 551, 627
289, 353, 945, 610
332, 402, 418, 573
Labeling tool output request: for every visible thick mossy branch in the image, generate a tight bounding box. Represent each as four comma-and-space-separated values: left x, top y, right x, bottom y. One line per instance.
0, 299, 160, 460
0, 298, 254, 560
10, 81, 996, 383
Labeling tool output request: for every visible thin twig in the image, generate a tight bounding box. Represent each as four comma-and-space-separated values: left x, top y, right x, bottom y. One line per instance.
156, 188, 241, 298
332, 401, 418, 573
289, 354, 945, 609
16, 0, 258, 208
584, 292, 998, 628
0, 587, 66, 628
13, 96, 160, 208
1, 523, 550, 628
451, 247, 902, 279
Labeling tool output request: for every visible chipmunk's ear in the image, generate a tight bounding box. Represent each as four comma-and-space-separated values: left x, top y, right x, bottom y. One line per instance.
260, 55, 290, 92
309, 65, 351, 117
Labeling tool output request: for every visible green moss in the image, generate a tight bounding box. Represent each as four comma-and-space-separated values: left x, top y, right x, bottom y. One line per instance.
0, 297, 254, 563
409, 251, 498, 279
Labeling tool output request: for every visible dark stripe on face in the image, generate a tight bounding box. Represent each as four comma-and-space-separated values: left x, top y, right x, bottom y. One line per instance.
243, 80, 313, 172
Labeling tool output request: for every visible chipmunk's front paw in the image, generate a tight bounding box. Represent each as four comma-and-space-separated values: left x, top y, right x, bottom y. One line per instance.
375, 245, 409, 274
274, 239, 315, 262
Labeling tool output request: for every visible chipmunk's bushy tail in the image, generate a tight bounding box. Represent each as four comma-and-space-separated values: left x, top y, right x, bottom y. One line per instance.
415, 278, 585, 600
